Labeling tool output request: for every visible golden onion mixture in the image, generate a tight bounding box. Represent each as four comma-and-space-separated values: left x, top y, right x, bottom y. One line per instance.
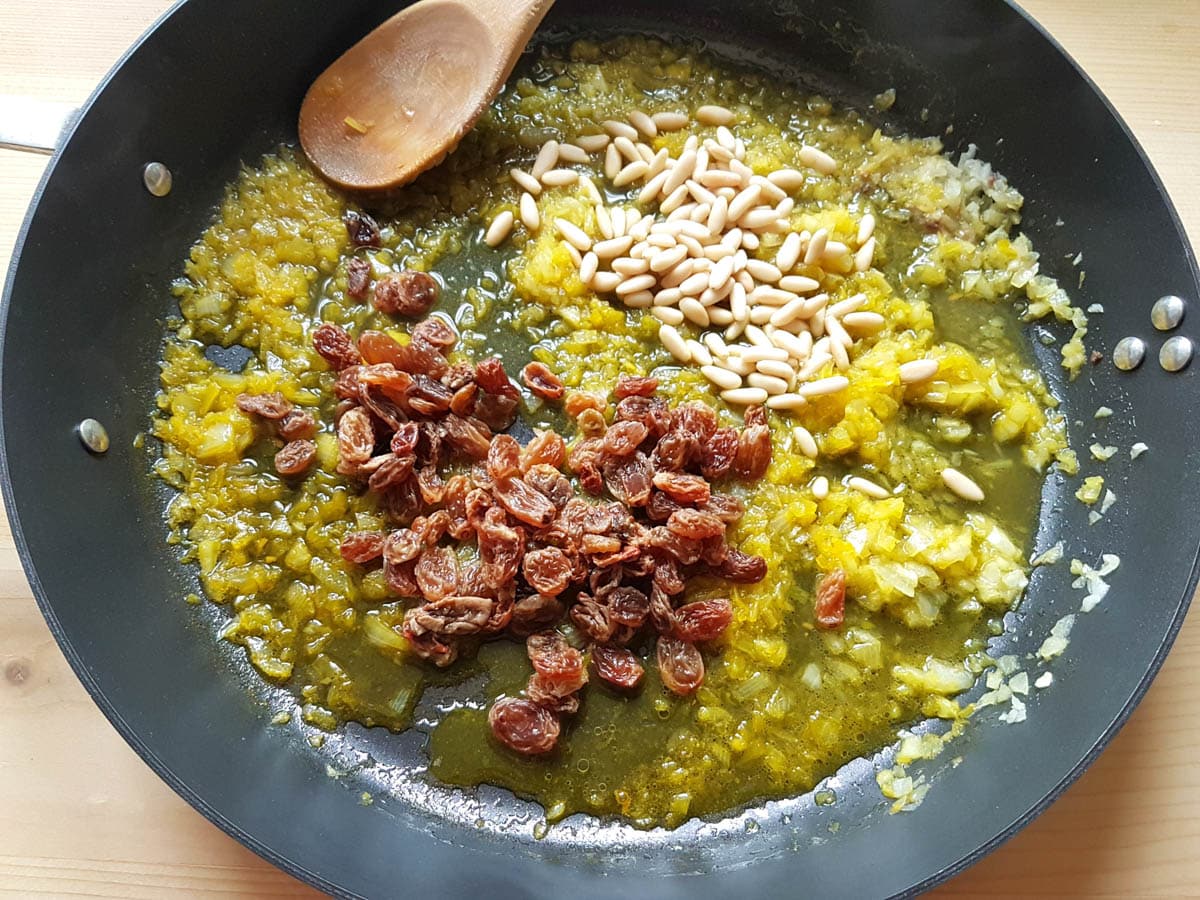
152, 37, 1082, 828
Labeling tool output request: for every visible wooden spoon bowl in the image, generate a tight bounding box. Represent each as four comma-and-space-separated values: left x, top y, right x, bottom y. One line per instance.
300, 0, 555, 192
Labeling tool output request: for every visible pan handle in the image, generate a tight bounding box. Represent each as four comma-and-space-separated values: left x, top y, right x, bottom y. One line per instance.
0, 95, 78, 154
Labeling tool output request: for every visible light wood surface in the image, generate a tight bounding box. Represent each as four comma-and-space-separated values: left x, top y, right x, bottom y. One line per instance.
1, 1, 1197, 896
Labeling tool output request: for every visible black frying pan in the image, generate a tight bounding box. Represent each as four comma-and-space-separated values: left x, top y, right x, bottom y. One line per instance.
3, 1, 1198, 896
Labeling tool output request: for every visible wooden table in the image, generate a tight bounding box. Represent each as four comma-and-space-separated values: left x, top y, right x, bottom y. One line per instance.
2, 1, 1197, 896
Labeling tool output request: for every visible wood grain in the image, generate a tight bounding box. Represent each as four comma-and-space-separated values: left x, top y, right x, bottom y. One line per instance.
1, 1, 1197, 896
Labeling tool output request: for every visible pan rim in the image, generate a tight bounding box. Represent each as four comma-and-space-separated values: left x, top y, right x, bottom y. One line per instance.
0, 1, 1197, 897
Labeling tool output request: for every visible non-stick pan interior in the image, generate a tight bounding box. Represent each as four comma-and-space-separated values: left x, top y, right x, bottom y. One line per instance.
2, 1, 1198, 897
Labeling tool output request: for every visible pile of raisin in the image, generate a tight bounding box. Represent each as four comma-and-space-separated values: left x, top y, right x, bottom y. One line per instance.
251, 310, 774, 757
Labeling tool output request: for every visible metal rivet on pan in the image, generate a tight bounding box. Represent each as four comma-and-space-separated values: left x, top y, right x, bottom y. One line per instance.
1159, 335, 1193, 372
1151, 294, 1185, 331
1112, 336, 1146, 371
142, 161, 172, 197
77, 418, 110, 454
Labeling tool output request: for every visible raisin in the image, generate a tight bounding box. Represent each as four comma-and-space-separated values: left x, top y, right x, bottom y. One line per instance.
673, 598, 733, 642
703, 493, 745, 523
603, 420, 649, 456
651, 432, 688, 472
666, 508, 725, 541
581, 533, 622, 555
415, 547, 459, 602
522, 548, 572, 596
700, 427, 739, 480
416, 465, 446, 504
487, 434, 522, 481
474, 357, 519, 398
652, 471, 711, 506
645, 490, 681, 523
570, 595, 616, 643
592, 645, 645, 690
521, 429, 566, 472
614, 375, 659, 399
510, 594, 565, 636
357, 384, 406, 432
493, 476, 557, 528
656, 637, 705, 695
278, 409, 318, 441
489, 697, 560, 755
358, 363, 414, 404
340, 531, 386, 564
564, 391, 606, 417
313, 323, 361, 370
733, 417, 772, 479
373, 270, 440, 317
614, 395, 668, 442
381, 478, 423, 524
651, 554, 685, 595
478, 506, 525, 588
524, 464, 573, 509
236, 392, 292, 420
385, 558, 420, 597
473, 392, 519, 432
526, 676, 581, 715
410, 596, 494, 636
367, 453, 415, 492
357, 330, 403, 367
406, 374, 454, 415
441, 360, 476, 391
526, 632, 586, 689
815, 569, 847, 629
649, 584, 676, 633
645, 526, 702, 565
744, 405, 767, 428
606, 586, 650, 627
603, 452, 653, 506
389, 421, 420, 455
344, 210, 382, 247
346, 256, 372, 299
412, 511, 450, 547
411, 316, 458, 351
275, 440, 316, 476
521, 362, 565, 400
336, 407, 375, 467
402, 617, 458, 666
334, 366, 363, 400
383, 528, 423, 565
449, 382, 479, 417
673, 403, 718, 445
715, 548, 768, 583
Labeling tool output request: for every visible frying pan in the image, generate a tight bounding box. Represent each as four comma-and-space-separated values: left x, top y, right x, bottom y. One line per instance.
2, 0, 1197, 896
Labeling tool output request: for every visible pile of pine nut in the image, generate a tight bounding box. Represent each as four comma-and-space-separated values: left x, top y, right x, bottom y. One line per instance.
489, 104, 941, 411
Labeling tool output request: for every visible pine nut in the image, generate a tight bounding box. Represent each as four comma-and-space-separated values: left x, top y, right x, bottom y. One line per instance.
848, 476, 889, 499
687, 339, 713, 366
616, 273, 656, 295
748, 372, 789, 395
696, 104, 735, 126
842, 311, 886, 334
804, 227, 828, 264
721, 387, 769, 405
679, 297, 710, 325
590, 271, 622, 293
574, 134, 611, 153
555, 218, 592, 251
899, 359, 940, 383
603, 119, 639, 140
811, 475, 830, 499
652, 306, 685, 326
776, 231, 803, 271
779, 274, 821, 294
857, 214, 876, 244
612, 256, 650, 276
511, 168, 541, 195
766, 392, 808, 410
768, 169, 806, 191
792, 425, 819, 458
855, 236, 876, 272
531, 140, 559, 179
604, 143, 621, 180
628, 109, 657, 138
579, 251, 598, 284
941, 467, 985, 502
614, 160, 650, 187
659, 324, 690, 362
519, 192, 540, 231
485, 210, 514, 247
799, 144, 837, 175
702, 365, 742, 390
756, 358, 795, 380
798, 375, 849, 397
651, 111, 689, 132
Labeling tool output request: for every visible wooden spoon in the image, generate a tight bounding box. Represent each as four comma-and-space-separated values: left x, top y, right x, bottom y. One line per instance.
300, 0, 555, 192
